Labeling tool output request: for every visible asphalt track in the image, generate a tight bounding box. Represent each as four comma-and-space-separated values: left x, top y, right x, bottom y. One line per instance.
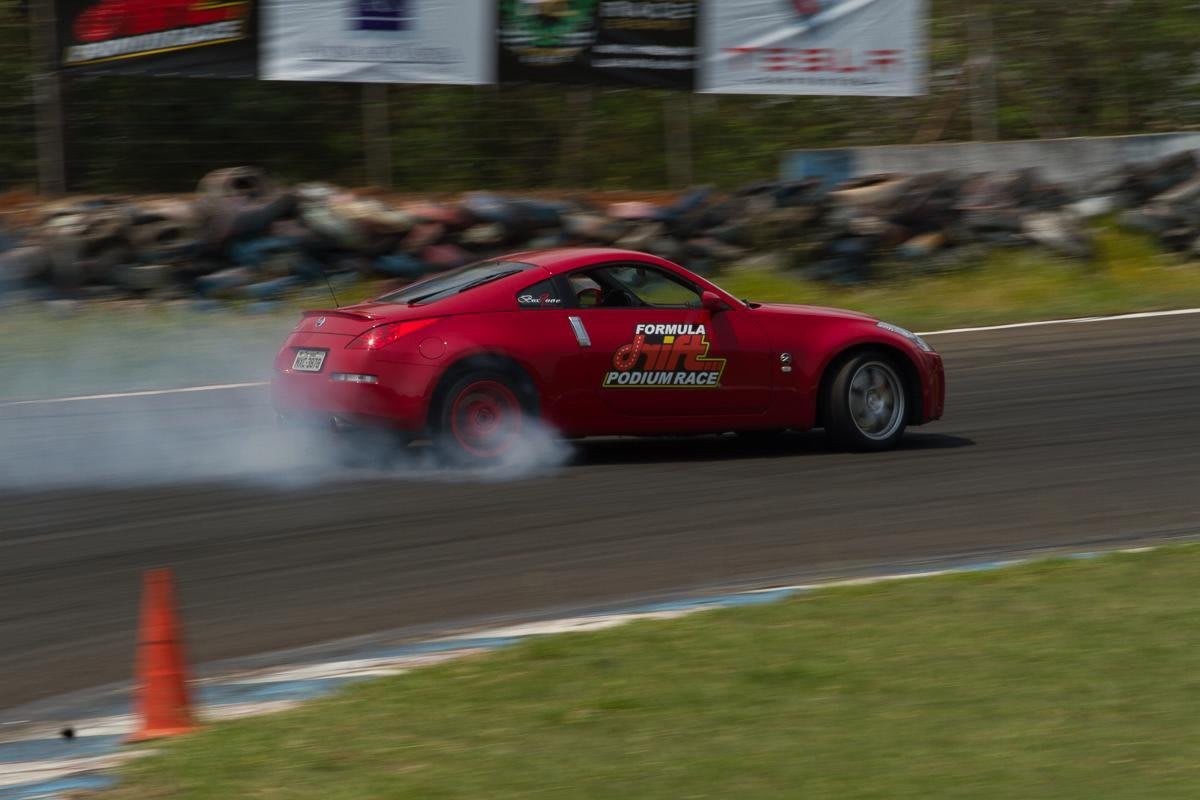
2, 313, 1198, 710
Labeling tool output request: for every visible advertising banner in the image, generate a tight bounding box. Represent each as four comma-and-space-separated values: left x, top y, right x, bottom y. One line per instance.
57, 0, 257, 78
262, 0, 493, 85
700, 0, 925, 96
499, 0, 696, 90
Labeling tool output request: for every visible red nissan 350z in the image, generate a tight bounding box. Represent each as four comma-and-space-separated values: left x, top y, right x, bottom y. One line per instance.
272, 248, 945, 462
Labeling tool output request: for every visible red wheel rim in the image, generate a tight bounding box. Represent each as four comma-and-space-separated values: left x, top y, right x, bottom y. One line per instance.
449, 380, 523, 458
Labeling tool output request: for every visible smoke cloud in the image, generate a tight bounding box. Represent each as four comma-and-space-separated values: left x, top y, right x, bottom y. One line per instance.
0, 307, 570, 490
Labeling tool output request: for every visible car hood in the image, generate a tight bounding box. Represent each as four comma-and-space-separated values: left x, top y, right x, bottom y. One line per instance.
754, 302, 877, 323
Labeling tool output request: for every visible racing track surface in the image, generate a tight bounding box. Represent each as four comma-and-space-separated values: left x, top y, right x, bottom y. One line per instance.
2, 313, 1198, 710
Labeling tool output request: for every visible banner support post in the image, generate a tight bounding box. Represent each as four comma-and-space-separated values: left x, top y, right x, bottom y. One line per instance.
968, 1, 998, 141
559, 88, 593, 186
664, 93, 693, 188
362, 84, 393, 190
29, 0, 67, 194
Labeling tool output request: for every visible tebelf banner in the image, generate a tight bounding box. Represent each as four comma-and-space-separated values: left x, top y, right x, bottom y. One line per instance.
700, 0, 925, 96
262, 0, 493, 85
499, 0, 696, 89
57, 0, 257, 77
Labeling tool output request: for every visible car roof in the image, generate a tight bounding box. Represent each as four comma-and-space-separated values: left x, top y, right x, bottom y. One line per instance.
508, 248, 669, 275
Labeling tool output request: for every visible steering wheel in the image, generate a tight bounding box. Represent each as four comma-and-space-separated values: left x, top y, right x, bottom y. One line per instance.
601, 288, 640, 308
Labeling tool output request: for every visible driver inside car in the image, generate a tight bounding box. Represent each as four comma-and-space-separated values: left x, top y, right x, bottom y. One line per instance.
571, 272, 641, 308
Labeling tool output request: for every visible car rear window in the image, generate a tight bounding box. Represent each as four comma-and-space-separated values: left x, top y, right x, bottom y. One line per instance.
377, 261, 534, 306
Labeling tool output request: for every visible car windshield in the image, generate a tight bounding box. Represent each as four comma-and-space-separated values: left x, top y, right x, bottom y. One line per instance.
377, 261, 533, 306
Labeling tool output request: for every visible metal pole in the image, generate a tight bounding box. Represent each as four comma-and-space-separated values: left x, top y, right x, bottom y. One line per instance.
29, 0, 67, 193
559, 87, 593, 186
967, 1, 998, 142
663, 93, 693, 188
361, 83, 393, 189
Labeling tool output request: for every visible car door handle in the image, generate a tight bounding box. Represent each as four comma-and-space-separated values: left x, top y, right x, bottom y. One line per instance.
568, 316, 591, 347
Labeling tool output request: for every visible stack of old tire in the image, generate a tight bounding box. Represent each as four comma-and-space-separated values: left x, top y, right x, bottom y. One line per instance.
0, 152, 1195, 305
1111, 151, 1200, 253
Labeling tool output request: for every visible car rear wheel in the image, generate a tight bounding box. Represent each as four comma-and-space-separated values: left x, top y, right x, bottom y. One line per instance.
825, 353, 908, 451
436, 371, 531, 464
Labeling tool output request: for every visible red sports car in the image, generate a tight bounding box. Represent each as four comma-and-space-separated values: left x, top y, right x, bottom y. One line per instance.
272, 248, 944, 461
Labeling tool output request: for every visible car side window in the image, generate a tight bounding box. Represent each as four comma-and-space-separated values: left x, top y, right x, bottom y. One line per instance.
570, 264, 702, 309
516, 279, 564, 309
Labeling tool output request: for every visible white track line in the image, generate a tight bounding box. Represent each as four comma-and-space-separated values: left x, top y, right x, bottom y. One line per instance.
3, 307, 1198, 408
0, 382, 268, 409
917, 306, 1200, 336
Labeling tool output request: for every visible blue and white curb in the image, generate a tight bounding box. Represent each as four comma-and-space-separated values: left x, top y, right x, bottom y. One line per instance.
0, 544, 1166, 800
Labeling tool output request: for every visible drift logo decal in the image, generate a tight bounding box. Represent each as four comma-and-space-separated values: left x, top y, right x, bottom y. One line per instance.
603, 323, 726, 388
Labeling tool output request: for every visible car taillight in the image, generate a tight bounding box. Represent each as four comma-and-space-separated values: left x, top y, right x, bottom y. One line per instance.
346, 318, 437, 350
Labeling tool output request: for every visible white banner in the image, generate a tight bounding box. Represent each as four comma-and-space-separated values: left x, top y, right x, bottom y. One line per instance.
263, 0, 493, 85
700, 0, 925, 96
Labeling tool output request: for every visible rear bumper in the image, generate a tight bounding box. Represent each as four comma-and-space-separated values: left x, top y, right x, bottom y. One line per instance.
271, 346, 441, 432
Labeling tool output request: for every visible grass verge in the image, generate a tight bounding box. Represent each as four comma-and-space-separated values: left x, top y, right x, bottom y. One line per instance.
108, 545, 1200, 800
715, 221, 1200, 329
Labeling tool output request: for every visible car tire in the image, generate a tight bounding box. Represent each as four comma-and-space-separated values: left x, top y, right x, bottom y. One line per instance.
435, 369, 535, 465
824, 352, 908, 451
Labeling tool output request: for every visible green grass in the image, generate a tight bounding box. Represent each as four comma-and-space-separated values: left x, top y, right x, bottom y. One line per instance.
109, 545, 1200, 800
714, 221, 1200, 330
5, 221, 1199, 400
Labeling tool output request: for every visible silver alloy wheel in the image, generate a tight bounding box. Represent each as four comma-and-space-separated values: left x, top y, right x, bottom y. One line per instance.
847, 361, 906, 441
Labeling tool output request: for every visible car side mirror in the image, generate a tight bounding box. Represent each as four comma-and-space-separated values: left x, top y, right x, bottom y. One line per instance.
701, 290, 730, 313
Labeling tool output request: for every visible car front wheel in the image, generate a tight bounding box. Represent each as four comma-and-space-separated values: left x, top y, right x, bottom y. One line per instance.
825, 353, 908, 451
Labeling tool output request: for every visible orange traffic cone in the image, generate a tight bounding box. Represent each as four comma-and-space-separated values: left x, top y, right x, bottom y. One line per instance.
127, 568, 198, 743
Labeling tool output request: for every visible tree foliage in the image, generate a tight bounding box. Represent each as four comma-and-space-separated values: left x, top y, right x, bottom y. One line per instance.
1, 1, 1199, 192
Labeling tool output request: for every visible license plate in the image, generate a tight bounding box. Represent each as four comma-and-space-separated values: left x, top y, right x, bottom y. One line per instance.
292, 349, 326, 373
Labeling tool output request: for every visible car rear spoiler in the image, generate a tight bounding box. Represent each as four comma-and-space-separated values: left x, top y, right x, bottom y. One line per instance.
300, 309, 379, 322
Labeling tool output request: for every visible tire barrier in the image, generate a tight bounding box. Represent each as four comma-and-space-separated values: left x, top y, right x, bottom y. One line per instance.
2, 152, 1195, 305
